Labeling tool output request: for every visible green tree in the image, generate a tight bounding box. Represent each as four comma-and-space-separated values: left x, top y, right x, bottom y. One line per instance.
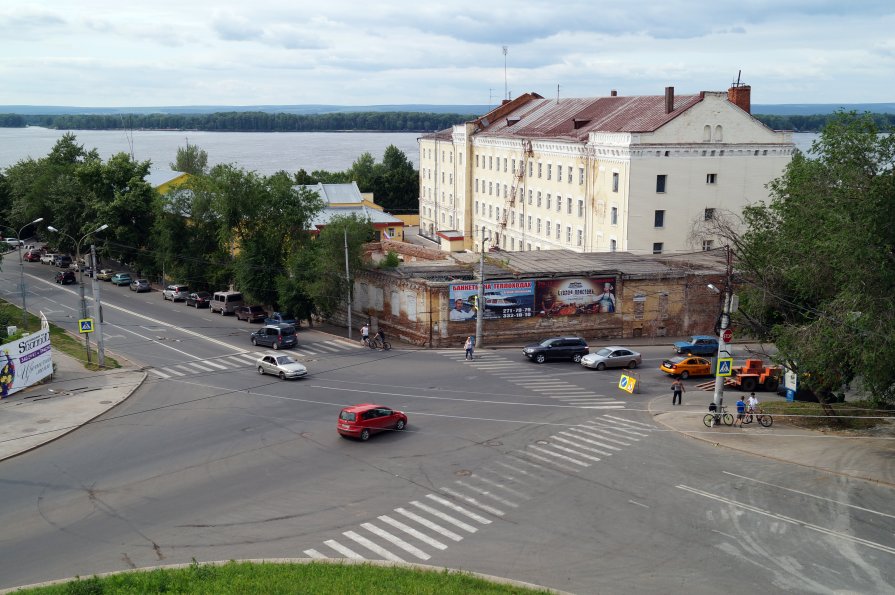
734, 112, 895, 405
171, 141, 209, 175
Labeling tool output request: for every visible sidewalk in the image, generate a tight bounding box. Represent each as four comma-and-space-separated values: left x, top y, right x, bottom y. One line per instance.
0, 351, 147, 462
649, 392, 895, 487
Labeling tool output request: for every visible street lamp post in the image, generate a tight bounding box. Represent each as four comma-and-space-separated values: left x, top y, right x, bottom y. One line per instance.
1, 217, 44, 331
475, 227, 492, 349
709, 245, 734, 414
47, 224, 108, 364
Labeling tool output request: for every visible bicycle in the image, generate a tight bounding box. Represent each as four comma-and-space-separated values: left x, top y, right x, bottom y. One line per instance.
368, 336, 392, 351
742, 408, 773, 427
703, 405, 734, 427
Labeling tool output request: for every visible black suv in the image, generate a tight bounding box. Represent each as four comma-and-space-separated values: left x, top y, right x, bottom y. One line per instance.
250, 324, 297, 350
522, 336, 589, 364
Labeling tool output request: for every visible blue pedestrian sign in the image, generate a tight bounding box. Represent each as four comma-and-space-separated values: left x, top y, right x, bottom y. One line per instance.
618, 374, 637, 394
78, 318, 94, 334
717, 357, 733, 377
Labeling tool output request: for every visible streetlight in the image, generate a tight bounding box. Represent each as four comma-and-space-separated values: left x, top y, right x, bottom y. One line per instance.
47, 224, 108, 364
0, 217, 43, 331
475, 227, 492, 349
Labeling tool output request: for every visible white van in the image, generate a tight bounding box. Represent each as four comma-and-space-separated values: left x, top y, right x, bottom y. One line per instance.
211, 290, 244, 315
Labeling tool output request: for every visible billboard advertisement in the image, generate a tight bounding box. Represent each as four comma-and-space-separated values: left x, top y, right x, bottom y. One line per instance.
1, 327, 53, 399
535, 277, 617, 317
449, 281, 535, 321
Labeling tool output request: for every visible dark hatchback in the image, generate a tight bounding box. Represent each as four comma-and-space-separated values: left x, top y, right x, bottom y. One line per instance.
522, 336, 589, 364
250, 324, 297, 350
185, 291, 211, 308
236, 305, 268, 322
54, 270, 76, 285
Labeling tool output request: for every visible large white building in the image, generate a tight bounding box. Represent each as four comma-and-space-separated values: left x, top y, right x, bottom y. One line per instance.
418, 83, 794, 254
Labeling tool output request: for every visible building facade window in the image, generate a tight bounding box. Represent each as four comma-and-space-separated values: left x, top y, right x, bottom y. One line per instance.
528, 215, 532, 231
503, 158, 507, 172
488, 205, 493, 218
706, 173, 717, 184
610, 239, 617, 252
557, 196, 562, 212
566, 226, 572, 243
652, 242, 663, 254
528, 190, 533, 205
488, 182, 493, 195
612, 172, 619, 192
610, 207, 618, 225
577, 229, 583, 246
579, 167, 584, 185
702, 239, 714, 251
475, 200, 479, 214
578, 199, 584, 217
556, 222, 561, 239
654, 210, 665, 227
704, 208, 715, 220
547, 164, 552, 180
537, 218, 541, 233
546, 220, 551, 236
567, 165, 573, 183
488, 156, 493, 170
656, 174, 667, 193
538, 162, 542, 178
537, 191, 542, 207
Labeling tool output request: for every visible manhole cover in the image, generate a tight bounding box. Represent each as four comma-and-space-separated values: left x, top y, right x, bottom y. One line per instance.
484, 439, 502, 447
535, 439, 550, 445
454, 469, 472, 477
37, 419, 51, 424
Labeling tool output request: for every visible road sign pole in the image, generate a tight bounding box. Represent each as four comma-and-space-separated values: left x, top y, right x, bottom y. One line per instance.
712, 285, 732, 410
90, 245, 106, 367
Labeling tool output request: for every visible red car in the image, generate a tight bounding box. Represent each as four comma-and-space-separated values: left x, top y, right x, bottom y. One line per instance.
23, 250, 41, 262
337, 404, 407, 441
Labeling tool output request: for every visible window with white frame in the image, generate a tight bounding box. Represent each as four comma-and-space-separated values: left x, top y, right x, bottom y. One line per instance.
547, 164, 552, 180
537, 218, 541, 233
557, 196, 562, 212
654, 210, 665, 227
702, 239, 714, 251
612, 172, 619, 192
537, 191, 542, 207
656, 174, 667, 193
577, 229, 583, 246
488, 204, 493, 218
495, 206, 500, 221
652, 242, 663, 254
504, 158, 507, 172
488, 182, 492, 195
546, 194, 551, 210
529, 161, 533, 177
578, 199, 584, 217
488, 156, 493, 170
528, 190, 533, 205
610, 239, 616, 252
567, 197, 572, 215
555, 221, 561, 239
579, 167, 584, 184
475, 200, 479, 214
567, 165, 573, 183
611, 207, 617, 225
566, 226, 572, 243
528, 215, 532, 231
538, 162, 542, 178
546, 220, 551, 236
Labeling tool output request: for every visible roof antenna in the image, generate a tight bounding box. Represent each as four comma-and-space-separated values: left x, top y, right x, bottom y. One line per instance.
556, 84, 560, 103
733, 69, 742, 87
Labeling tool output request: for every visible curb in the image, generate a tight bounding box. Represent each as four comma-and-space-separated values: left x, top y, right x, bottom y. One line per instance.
0, 558, 574, 595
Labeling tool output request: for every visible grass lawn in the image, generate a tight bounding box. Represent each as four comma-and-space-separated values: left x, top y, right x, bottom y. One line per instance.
17, 561, 554, 594
1, 300, 119, 370
761, 400, 895, 431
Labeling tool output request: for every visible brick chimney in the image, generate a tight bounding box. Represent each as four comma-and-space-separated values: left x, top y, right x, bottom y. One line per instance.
665, 86, 674, 114
728, 84, 751, 114
610, 89, 617, 97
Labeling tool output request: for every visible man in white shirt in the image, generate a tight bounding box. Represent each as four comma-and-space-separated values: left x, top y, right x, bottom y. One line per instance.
360, 323, 370, 345
747, 392, 760, 412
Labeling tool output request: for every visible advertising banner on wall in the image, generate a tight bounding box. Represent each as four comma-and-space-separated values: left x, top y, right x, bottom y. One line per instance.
448, 281, 535, 321
1, 326, 53, 399
535, 277, 617, 317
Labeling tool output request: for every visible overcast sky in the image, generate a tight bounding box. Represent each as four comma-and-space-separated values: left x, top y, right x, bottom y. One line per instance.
2, 1, 893, 107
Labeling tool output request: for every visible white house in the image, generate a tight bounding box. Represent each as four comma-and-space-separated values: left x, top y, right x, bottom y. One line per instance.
419, 82, 794, 254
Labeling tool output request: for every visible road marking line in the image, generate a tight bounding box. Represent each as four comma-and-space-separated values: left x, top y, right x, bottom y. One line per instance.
581, 422, 647, 437
629, 500, 650, 509
552, 435, 613, 457
517, 450, 583, 473
409, 501, 477, 533
303, 549, 326, 559
571, 426, 633, 445
186, 362, 215, 372
159, 367, 185, 377
394, 508, 462, 541
323, 539, 364, 560
453, 480, 519, 507
676, 484, 895, 556
148, 369, 171, 379
722, 471, 895, 520
577, 424, 640, 442
426, 493, 495, 523
528, 445, 591, 467
378, 515, 448, 550
558, 431, 622, 451
436, 487, 506, 516
468, 474, 532, 499
493, 459, 556, 481
201, 359, 228, 370
362, 523, 430, 560
294, 348, 319, 355
343, 530, 405, 562
545, 442, 602, 462
603, 414, 655, 428
222, 356, 250, 366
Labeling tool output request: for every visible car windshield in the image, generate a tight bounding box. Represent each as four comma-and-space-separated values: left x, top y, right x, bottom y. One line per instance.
596, 348, 612, 357
275, 356, 295, 365
339, 411, 356, 422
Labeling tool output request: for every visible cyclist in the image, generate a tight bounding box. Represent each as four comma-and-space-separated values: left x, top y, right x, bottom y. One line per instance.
734, 396, 747, 427
747, 392, 760, 414
375, 328, 385, 348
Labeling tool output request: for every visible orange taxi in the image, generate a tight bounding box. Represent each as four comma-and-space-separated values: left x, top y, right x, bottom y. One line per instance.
660, 356, 713, 379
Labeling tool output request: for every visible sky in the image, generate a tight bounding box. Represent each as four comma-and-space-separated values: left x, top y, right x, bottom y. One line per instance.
1, 1, 893, 107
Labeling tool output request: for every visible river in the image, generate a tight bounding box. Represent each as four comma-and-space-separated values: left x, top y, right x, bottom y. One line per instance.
0, 127, 820, 175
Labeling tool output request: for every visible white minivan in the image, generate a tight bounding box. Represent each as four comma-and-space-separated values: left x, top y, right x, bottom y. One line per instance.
210, 290, 244, 315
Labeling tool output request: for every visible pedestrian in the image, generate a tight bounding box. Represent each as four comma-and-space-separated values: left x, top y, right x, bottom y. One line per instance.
671, 377, 685, 406
464, 336, 475, 360
734, 396, 747, 427
747, 391, 760, 413
360, 323, 369, 346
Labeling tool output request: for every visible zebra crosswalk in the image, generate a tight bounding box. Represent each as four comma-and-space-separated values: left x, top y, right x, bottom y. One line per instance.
303, 413, 656, 563
147, 338, 364, 379
434, 350, 626, 409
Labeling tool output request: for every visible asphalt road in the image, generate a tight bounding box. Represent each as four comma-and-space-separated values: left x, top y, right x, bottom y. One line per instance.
1, 254, 894, 594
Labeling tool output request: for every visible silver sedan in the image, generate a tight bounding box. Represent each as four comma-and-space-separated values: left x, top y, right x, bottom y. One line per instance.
257, 353, 308, 379
580, 346, 642, 370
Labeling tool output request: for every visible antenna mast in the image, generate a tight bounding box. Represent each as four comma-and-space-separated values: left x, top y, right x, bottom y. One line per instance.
502, 45, 508, 101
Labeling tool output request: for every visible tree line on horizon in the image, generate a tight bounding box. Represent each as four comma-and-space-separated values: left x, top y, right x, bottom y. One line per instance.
0, 111, 477, 132
1, 110, 895, 133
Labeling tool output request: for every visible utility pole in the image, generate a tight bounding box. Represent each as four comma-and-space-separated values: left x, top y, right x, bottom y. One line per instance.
90, 244, 106, 367
344, 228, 352, 341
475, 227, 490, 349
710, 245, 734, 412
1, 217, 42, 330
503, 45, 508, 101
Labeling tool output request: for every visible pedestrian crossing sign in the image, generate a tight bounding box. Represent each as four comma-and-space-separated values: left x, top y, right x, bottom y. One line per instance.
78, 318, 94, 333
717, 357, 733, 377
618, 374, 636, 394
